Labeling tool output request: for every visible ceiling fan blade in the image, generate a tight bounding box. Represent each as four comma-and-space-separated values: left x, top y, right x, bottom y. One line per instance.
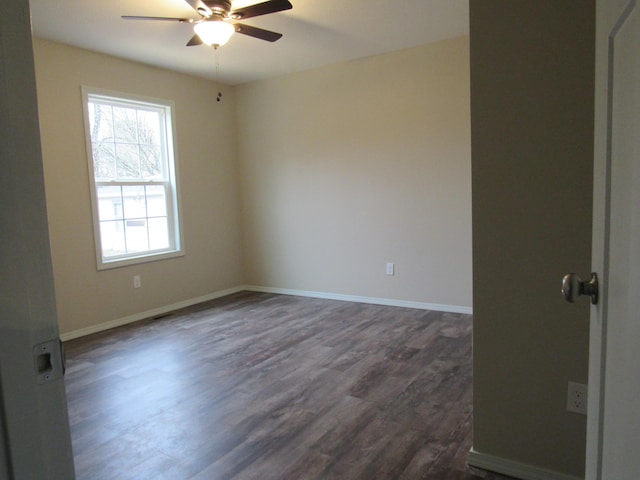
230, 0, 292, 20
186, 34, 203, 46
234, 23, 283, 42
122, 16, 194, 23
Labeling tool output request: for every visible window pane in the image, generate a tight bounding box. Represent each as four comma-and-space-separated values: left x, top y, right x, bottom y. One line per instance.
145, 185, 167, 217
140, 145, 162, 179
93, 142, 116, 180
113, 106, 138, 143
137, 110, 161, 146
125, 219, 149, 253
116, 143, 140, 178
89, 103, 114, 143
148, 217, 169, 250
100, 220, 126, 258
122, 185, 147, 219
97, 186, 124, 221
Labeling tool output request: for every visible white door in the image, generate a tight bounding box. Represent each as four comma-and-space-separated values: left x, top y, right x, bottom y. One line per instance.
586, 0, 640, 479
0, 0, 76, 477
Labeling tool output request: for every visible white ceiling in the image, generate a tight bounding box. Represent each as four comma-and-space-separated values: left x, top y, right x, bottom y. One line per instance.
29, 0, 469, 86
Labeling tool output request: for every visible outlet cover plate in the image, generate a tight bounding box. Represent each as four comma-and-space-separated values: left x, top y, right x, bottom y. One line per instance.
567, 381, 588, 415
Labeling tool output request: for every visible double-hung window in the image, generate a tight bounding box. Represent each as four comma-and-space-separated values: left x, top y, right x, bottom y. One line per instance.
82, 88, 183, 269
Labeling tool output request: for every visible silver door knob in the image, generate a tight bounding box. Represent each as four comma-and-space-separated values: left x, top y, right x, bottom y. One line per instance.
562, 272, 599, 305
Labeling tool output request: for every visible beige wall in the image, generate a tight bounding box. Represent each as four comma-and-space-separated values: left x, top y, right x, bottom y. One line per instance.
470, 2, 594, 478
33, 36, 472, 336
33, 39, 244, 335
236, 36, 472, 308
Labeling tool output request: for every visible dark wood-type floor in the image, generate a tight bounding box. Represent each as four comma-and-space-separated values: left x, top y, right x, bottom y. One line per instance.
64, 291, 514, 480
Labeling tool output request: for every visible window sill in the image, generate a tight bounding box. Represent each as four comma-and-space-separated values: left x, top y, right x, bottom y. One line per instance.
97, 249, 184, 271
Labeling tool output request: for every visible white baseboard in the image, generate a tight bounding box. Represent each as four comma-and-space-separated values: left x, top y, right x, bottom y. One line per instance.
244, 285, 473, 315
467, 449, 582, 480
60, 285, 472, 341
59, 285, 245, 341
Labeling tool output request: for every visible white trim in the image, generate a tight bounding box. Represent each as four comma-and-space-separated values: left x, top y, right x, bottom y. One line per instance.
60, 285, 472, 341
80, 86, 184, 271
60, 286, 244, 341
244, 285, 473, 314
467, 449, 582, 480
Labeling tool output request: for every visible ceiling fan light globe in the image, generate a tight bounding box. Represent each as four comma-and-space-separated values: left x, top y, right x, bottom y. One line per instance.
194, 20, 235, 47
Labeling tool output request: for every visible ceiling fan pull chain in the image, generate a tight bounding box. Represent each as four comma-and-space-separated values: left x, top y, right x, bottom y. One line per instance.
215, 47, 223, 102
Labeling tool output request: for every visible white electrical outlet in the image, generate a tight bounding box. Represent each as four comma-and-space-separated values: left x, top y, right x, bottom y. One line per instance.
567, 381, 588, 415
133, 275, 141, 289
386, 262, 394, 275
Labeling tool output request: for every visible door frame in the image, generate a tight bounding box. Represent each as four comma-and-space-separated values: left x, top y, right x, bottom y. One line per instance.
0, 0, 75, 477
586, 0, 636, 479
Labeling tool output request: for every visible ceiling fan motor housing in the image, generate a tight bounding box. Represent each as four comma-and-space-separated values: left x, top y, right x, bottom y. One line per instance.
204, 0, 232, 16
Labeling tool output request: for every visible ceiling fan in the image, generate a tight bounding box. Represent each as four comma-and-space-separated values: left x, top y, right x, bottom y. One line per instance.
122, 0, 293, 48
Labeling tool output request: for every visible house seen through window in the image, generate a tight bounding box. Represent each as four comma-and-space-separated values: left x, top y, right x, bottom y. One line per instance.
83, 88, 182, 269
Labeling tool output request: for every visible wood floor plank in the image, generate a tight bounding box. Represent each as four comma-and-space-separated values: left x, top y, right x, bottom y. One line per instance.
63, 291, 514, 479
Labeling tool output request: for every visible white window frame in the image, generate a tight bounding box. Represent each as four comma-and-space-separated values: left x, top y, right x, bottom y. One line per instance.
82, 87, 184, 270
